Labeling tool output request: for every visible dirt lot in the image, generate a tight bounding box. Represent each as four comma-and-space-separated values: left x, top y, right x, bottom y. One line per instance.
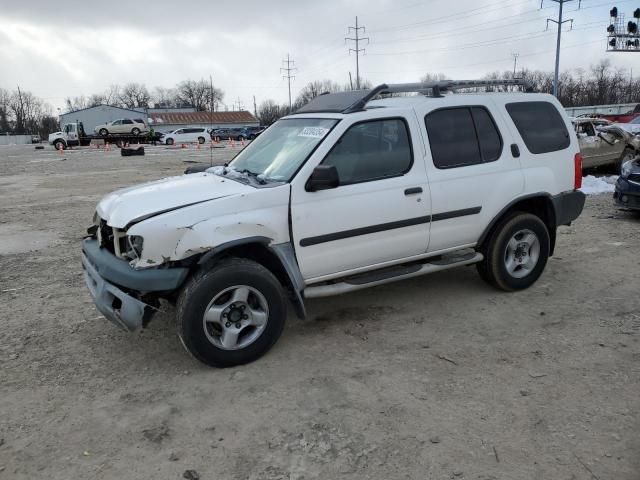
0, 143, 639, 480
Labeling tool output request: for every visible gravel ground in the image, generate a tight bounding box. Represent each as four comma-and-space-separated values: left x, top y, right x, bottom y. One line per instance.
0, 143, 639, 480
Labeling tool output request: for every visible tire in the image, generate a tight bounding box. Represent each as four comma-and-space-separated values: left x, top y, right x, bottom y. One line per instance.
131, 127, 141, 136
197, 136, 205, 144
53, 140, 65, 151
166, 138, 174, 146
99, 128, 108, 137
476, 212, 550, 291
237, 135, 245, 141
176, 258, 286, 367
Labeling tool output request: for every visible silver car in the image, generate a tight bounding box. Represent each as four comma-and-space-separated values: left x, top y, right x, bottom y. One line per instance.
94, 118, 148, 136
574, 118, 638, 170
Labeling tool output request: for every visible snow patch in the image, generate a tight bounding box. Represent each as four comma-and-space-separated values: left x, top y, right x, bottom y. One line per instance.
580, 175, 618, 195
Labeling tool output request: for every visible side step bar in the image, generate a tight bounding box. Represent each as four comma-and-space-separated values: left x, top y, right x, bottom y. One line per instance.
304, 251, 483, 299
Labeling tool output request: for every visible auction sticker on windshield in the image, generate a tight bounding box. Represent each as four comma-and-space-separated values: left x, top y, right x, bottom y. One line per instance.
298, 127, 329, 138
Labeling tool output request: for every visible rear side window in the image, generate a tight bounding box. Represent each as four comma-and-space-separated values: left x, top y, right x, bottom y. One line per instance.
506, 101, 570, 154
322, 118, 412, 184
425, 106, 502, 169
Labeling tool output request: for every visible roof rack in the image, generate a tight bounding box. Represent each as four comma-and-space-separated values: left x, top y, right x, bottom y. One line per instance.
295, 79, 531, 115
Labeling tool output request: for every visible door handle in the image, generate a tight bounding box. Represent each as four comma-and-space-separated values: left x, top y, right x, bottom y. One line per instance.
404, 187, 423, 195
510, 144, 520, 158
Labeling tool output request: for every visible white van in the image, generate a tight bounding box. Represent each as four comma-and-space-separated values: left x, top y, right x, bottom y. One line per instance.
164, 127, 210, 145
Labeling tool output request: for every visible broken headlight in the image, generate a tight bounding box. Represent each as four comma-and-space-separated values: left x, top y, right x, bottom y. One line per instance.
621, 160, 633, 179
125, 235, 144, 259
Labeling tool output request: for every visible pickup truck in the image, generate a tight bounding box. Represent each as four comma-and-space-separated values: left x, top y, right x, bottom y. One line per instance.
81, 79, 585, 367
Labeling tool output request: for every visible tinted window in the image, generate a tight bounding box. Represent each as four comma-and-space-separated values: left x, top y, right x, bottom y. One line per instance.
425, 107, 503, 168
471, 107, 502, 162
506, 101, 570, 154
322, 118, 412, 184
426, 108, 480, 168
122, 119, 133, 124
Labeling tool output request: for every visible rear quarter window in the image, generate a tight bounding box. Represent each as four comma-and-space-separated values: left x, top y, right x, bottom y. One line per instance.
506, 101, 570, 154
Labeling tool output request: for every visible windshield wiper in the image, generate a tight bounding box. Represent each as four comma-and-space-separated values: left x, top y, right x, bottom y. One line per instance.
237, 168, 267, 185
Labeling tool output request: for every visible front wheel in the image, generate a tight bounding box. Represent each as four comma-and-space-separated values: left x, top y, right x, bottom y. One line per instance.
99, 128, 108, 137
476, 212, 550, 291
53, 140, 65, 151
176, 258, 286, 367
131, 127, 141, 135
197, 136, 205, 144
166, 138, 174, 146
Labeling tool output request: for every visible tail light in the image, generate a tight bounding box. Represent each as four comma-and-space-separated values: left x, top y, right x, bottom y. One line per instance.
574, 152, 583, 189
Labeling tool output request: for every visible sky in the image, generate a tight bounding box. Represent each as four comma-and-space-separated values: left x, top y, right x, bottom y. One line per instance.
1, 0, 639, 114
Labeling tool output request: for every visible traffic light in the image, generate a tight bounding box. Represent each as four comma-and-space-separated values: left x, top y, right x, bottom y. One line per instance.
634, 8, 640, 18
609, 38, 617, 47
628, 21, 638, 33
607, 24, 616, 33
610, 7, 618, 18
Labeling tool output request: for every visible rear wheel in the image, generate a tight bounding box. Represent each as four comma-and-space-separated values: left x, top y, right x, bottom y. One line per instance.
99, 128, 108, 137
131, 127, 141, 136
197, 136, 205, 144
166, 138, 174, 146
476, 212, 550, 291
177, 258, 286, 367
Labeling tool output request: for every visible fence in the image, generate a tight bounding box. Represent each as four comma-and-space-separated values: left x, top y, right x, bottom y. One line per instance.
0, 134, 34, 145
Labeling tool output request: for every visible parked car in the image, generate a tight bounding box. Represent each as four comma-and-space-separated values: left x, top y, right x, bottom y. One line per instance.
614, 157, 640, 210
82, 79, 585, 367
614, 116, 640, 135
210, 128, 247, 141
94, 118, 148, 136
242, 126, 267, 139
163, 127, 211, 145
573, 117, 638, 170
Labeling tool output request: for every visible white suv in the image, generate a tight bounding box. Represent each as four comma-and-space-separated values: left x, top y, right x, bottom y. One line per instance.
82, 80, 586, 367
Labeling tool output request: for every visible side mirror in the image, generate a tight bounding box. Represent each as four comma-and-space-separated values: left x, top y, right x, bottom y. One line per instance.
306, 165, 339, 192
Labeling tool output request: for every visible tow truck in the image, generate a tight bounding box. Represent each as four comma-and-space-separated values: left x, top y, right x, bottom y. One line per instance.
48, 121, 162, 150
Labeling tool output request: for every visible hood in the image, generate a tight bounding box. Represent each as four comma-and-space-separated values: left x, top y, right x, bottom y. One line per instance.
97, 172, 253, 229
48, 131, 62, 140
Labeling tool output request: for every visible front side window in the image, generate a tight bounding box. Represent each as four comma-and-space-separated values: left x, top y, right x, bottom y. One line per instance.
112, 120, 122, 125
322, 118, 412, 184
425, 106, 502, 169
506, 101, 570, 154
228, 118, 338, 182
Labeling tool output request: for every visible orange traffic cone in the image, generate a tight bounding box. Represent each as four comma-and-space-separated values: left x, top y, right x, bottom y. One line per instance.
57, 143, 64, 154
241, 138, 245, 147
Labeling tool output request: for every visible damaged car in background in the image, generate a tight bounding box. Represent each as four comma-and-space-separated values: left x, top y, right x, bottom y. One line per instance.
573, 117, 639, 171
614, 156, 640, 210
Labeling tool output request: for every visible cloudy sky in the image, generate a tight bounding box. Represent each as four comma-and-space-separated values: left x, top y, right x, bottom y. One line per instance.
1, 0, 638, 113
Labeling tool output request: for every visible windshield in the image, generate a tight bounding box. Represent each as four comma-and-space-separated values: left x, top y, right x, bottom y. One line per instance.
227, 118, 339, 182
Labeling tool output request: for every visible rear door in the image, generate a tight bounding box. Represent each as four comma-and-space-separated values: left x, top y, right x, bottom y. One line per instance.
121, 119, 134, 133
417, 100, 524, 253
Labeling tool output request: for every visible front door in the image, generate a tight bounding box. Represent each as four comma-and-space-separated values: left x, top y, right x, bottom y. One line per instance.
291, 115, 431, 282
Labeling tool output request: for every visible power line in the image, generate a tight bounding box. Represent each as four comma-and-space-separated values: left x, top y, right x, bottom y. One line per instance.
280, 53, 296, 112
544, 0, 580, 97
345, 16, 369, 89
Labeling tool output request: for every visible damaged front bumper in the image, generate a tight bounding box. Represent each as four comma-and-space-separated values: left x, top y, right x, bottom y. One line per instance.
81, 238, 189, 331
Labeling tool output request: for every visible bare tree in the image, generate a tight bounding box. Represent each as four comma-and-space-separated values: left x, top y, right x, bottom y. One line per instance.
176, 80, 224, 111
118, 83, 151, 109
257, 100, 288, 125
152, 86, 179, 108
0, 88, 11, 132
104, 84, 122, 106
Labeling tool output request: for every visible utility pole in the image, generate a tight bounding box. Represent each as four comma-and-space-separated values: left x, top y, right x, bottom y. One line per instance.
281, 54, 296, 113
511, 53, 519, 77
346, 16, 369, 90
349, 72, 354, 90
544, 0, 579, 97
253, 95, 257, 119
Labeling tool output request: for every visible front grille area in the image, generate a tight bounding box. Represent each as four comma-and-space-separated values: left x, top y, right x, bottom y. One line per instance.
628, 173, 640, 184
99, 219, 115, 254
97, 218, 128, 259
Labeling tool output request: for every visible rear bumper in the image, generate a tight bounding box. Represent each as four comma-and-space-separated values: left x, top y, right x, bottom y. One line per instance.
614, 177, 640, 210
552, 190, 586, 226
